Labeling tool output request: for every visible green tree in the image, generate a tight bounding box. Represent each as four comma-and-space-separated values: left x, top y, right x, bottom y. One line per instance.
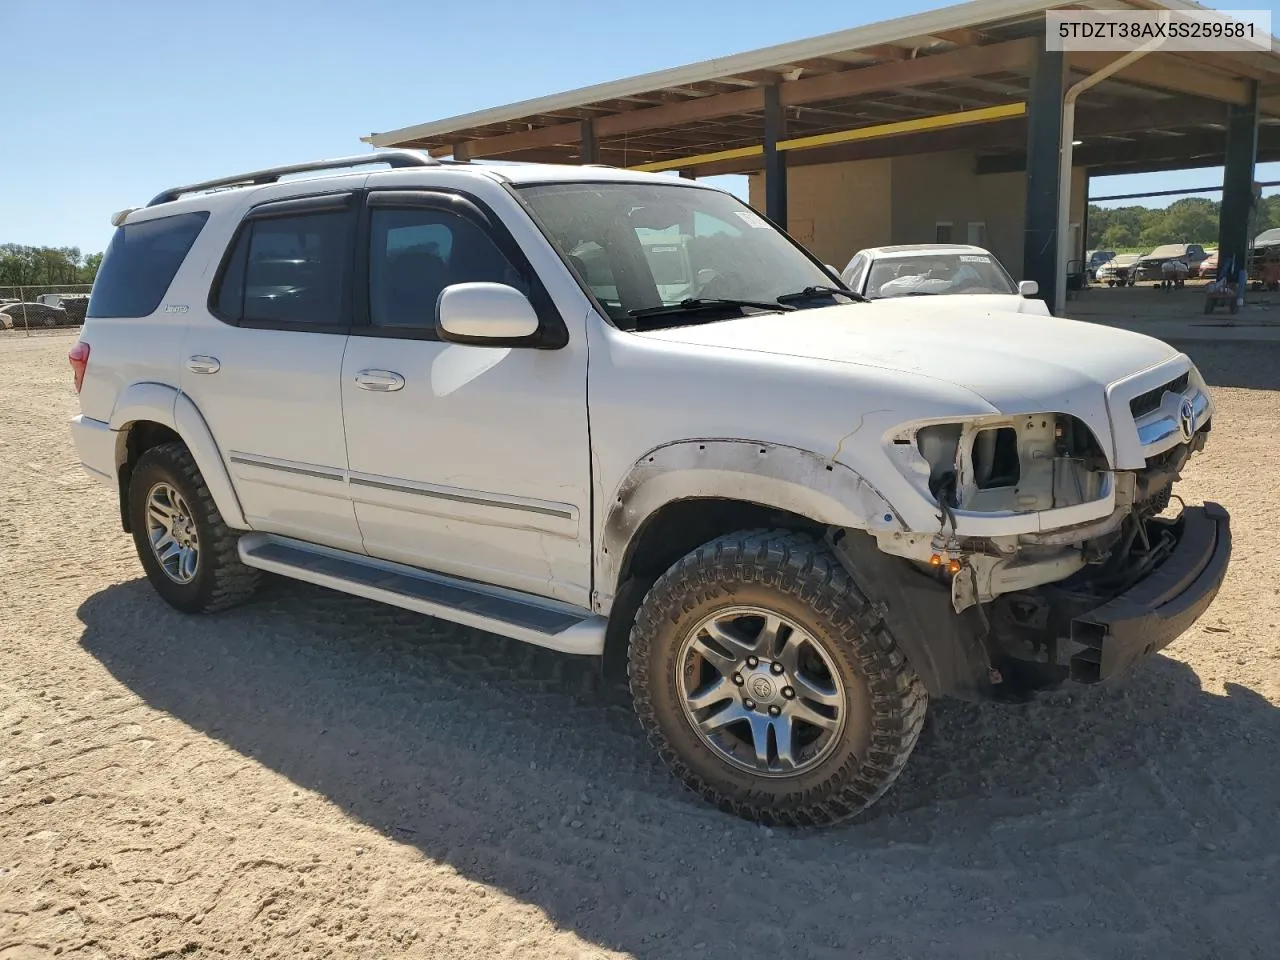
1099, 222, 1137, 248
1161, 198, 1218, 244
78, 253, 103, 283
1138, 213, 1171, 249
0, 243, 103, 288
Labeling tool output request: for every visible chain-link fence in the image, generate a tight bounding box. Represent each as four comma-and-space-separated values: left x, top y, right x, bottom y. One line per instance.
0, 284, 92, 336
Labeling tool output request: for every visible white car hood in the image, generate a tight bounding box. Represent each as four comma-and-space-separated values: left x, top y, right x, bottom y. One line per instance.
635, 300, 1180, 413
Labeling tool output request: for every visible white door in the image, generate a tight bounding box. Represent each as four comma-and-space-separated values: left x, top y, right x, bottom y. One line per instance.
340, 191, 592, 605
181, 193, 361, 553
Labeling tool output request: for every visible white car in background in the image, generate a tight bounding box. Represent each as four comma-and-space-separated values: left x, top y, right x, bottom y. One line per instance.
840, 243, 1050, 315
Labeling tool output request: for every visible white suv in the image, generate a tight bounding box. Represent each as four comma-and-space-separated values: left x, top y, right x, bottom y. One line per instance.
69, 152, 1230, 825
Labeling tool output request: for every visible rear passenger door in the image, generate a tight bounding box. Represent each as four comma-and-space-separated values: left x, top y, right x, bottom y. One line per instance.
339, 189, 592, 606
181, 193, 362, 553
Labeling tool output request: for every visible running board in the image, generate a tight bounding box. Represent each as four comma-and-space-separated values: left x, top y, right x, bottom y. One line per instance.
237, 533, 605, 656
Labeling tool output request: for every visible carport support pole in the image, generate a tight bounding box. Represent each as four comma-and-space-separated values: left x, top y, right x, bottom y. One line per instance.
1024, 46, 1066, 313
764, 84, 788, 228
1053, 27, 1166, 315
580, 119, 599, 165
1218, 80, 1259, 306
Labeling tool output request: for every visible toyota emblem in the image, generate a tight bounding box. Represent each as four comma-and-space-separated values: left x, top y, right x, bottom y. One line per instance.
1178, 397, 1197, 442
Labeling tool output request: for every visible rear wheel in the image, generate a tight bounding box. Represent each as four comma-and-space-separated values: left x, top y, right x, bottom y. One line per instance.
628, 530, 926, 825
128, 441, 260, 614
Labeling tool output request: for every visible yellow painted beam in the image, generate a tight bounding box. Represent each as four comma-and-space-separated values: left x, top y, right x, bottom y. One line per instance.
632, 144, 763, 172
778, 101, 1025, 152
630, 101, 1026, 173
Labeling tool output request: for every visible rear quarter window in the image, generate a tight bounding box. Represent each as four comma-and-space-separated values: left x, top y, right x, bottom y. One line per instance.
87, 211, 210, 318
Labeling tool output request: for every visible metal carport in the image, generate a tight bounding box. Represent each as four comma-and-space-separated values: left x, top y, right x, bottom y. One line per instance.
363, 0, 1280, 314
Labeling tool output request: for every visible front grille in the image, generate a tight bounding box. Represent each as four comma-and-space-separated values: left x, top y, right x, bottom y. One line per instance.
1129, 372, 1189, 419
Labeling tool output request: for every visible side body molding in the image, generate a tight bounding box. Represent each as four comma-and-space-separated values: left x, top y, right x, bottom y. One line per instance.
107, 382, 249, 531
599, 439, 904, 602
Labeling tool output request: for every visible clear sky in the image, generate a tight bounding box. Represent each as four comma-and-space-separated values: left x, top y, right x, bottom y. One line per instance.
4, 0, 1279, 253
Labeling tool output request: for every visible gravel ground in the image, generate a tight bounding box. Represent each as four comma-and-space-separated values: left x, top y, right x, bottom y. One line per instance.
2, 332, 1278, 959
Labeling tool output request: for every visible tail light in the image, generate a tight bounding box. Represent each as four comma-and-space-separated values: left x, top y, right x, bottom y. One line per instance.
68, 341, 90, 393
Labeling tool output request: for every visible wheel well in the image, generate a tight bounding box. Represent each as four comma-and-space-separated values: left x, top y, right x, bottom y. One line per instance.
618, 498, 821, 584
117, 421, 182, 531
601, 498, 822, 682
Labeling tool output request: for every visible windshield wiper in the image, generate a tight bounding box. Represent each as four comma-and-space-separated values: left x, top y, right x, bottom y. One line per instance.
776, 284, 867, 304
628, 297, 796, 320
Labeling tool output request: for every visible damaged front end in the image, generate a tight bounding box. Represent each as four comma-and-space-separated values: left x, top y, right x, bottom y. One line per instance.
840, 399, 1229, 699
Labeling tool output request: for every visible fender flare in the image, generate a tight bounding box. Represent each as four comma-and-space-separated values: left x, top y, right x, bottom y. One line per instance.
108, 382, 248, 530
600, 438, 904, 595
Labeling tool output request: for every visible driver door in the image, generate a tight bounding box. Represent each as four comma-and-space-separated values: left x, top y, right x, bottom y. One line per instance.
339, 190, 592, 606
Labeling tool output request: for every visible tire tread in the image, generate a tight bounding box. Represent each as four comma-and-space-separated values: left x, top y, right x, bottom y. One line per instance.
133, 441, 260, 613
628, 528, 926, 826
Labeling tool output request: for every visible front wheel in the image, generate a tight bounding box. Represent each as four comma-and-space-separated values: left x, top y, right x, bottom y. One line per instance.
628, 530, 926, 825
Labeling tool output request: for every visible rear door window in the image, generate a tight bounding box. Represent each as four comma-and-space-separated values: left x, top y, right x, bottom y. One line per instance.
87, 212, 209, 318
213, 200, 354, 329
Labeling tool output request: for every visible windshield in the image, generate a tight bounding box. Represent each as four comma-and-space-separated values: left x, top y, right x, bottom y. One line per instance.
864, 252, 1016, 299
514, 181, 837, 327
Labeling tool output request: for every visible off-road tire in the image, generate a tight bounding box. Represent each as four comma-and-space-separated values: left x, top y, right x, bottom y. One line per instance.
128, 441, 260, 614
628, 529, 927, 826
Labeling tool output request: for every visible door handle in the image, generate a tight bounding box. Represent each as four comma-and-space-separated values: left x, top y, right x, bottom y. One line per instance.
354, 369, 406, 392
187, 355, 220, 375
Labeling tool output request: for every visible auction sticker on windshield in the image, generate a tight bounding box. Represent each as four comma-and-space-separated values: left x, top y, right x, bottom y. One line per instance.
735, 211, 770, 229
959, 256, 992, 263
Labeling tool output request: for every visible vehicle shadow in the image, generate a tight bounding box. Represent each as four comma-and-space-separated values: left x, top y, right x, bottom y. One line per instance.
78, 577, 1280, 959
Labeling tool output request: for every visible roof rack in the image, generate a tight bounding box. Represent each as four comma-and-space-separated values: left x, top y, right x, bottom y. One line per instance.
145, 150, 439, 207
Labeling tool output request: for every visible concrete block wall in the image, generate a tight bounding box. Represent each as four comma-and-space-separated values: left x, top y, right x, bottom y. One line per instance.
747, 150, 1088, 281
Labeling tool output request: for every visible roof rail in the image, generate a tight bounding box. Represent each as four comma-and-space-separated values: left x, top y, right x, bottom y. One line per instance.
145, 150, 439, 207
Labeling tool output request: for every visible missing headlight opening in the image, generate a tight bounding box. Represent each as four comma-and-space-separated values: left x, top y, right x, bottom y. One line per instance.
973, 427, 1018, 489
912, 414, 1109, 514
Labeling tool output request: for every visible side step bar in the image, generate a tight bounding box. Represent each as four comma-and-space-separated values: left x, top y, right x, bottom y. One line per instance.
238, 533, 605, 656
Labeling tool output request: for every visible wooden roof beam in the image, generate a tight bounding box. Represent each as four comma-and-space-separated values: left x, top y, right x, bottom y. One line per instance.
927, 27, 988, 47
1067, 51, 1252, 105
777, 37, 1035, 108
454, 37, 1036, 157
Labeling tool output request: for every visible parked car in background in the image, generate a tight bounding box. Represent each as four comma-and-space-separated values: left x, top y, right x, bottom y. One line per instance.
1247, 228, 1280, 284
840, 243, 1049, 315
1096, 254, 1140, 286
1086, 249, 1116, 280
1198, 250, 1219, 278
0, 302, 69, 329
51, 294, 89, 325
1134, 243, 1208, 282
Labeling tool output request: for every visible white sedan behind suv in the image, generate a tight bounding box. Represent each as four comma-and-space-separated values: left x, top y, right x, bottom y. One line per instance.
841, 243, 1050, 315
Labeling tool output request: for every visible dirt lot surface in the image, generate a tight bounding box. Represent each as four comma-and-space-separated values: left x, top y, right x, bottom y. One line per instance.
2, 332, 1279, 959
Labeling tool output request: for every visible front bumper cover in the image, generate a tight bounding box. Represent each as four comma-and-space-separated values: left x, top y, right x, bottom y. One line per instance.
1064, 502, 1231, 682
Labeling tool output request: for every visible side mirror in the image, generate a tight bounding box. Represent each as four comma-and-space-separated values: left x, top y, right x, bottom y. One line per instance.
438, 283, 539, 343
1018, 280, 1039, 297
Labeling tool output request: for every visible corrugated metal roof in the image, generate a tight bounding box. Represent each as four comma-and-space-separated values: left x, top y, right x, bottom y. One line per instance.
365, 0, 1060, 147
364, 0, 1279, 151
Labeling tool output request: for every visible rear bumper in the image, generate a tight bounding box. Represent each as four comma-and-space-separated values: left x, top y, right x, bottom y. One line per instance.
1066, 503, 1231, 682
70, 414, 116, 486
